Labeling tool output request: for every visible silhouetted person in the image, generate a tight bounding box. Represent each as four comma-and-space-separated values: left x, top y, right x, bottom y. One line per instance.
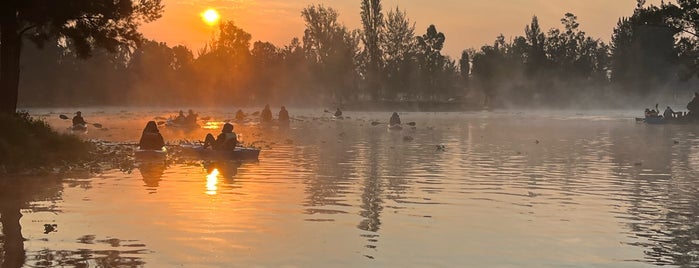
687, 92, 699, 117
175, 110, 186, 124
186, 109, 198, 124
663, 106, 675, 119
644, 108, 651, 117
138, 121, 165, 150
72, 111, 86, 126
389, 112, 401, 125
203, 123, 238, 150
279, 106, 290, 122
235, 109, 246, 121
334, 108, 342, 117
261, 105, 273, 122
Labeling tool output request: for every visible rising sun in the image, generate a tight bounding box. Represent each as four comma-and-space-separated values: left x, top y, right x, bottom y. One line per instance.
201, 9, 220, 26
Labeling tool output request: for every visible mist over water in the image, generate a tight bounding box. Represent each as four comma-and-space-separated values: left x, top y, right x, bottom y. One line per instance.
0, 108, 697, 267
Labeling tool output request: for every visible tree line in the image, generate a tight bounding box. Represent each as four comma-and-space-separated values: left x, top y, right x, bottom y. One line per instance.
16, 0, 699, 109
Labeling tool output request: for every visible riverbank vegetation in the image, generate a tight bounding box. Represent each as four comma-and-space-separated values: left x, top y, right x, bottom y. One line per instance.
13, 0, 699, 109
0, 112, 92, 174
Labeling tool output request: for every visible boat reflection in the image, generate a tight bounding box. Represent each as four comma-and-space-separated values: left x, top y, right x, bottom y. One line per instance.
138, 159, 167, 193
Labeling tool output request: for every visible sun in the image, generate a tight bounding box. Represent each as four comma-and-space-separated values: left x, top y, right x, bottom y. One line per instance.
201, 9, 220, 26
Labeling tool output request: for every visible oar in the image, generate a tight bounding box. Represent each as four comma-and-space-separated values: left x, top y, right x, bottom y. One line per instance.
59, 114, 103, 128
371, 121, 416, 126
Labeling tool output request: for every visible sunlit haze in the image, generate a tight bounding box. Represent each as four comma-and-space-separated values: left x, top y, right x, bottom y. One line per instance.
201, 8, 221, 26
141, 0, 663, 58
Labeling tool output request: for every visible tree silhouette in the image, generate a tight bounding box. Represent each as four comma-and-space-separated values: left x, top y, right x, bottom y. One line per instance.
0, 0, 163, 114
360, 0, 384, 100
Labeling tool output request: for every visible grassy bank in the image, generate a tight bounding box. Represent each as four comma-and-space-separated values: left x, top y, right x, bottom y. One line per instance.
0, 112, 93, 174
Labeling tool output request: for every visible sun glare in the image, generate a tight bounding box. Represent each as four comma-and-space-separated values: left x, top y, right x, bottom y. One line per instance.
201, 9, 220, 26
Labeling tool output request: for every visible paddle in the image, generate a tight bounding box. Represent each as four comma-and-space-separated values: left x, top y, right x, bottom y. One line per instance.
59, 114, 103, 128
371, 121, 416, 126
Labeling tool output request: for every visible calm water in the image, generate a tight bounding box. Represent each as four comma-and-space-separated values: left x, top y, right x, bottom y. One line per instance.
2, 108, 699, 267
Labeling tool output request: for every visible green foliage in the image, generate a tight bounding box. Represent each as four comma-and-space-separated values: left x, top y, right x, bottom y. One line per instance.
0, 112, 92, 174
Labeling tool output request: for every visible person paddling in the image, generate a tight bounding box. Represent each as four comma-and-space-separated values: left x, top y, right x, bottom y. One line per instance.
261, 105, 273, 122
389, 112, 401, 126
138, 121, 165, 150
72, 111, 87, 127
235, 109, 246, 121
279, 106, 290, 122
203, 123, 238, 150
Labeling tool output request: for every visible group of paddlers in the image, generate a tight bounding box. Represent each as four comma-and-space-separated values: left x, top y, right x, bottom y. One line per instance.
644, 92, 699, 121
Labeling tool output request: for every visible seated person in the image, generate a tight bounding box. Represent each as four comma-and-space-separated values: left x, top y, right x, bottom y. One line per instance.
138, 121, 165, 150
261, 105, 273, 122
203, 123, 238, 150
235, 109, 246, 121
389, 112, 401, 125
73, 111, 86, 126
663, 106, 675, 119
279, 106, 290, 122
174, 110, 186, 124
334, 108, 343, 117
186, 109, 198, 124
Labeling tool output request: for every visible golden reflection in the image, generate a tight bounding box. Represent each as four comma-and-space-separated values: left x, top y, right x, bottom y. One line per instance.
203, 121, 223, 130
206, 168, 220, 195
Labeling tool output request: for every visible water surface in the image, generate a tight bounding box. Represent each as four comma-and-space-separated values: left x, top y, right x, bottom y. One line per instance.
2, 109, 699, 267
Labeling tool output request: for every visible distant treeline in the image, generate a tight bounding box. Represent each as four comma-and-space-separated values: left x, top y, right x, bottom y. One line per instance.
18, 0, 699, 108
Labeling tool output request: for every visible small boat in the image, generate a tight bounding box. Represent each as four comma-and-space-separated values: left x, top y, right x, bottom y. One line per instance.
134, 147, 167, 159
388, 124, 403, 131
68, 124, 88, 132
165, 119, 199, 129
181, 144, 261, 160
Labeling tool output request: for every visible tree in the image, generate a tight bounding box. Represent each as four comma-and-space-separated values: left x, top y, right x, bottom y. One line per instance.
416, 25, 446, 98
459, 50, 470, 84
301, 4, 360, 102
360, 0, 384, 100
381, 7, 416, 99
0, 0, 163, 114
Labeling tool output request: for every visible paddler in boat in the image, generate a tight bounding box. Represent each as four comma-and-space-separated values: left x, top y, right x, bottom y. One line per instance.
203, 122, 238, 150
174, 110, 186, 124
663, 106, 675, 119
261, 105, 273, 123
72, 111, 87, 127
389, 112, 401, 126
138, 121, 165, 150
334, 108, 343, 117
278, 106, 290, 123
235, 109, 246, 121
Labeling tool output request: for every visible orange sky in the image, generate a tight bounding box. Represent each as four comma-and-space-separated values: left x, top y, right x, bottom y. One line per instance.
140, 0, 663, 59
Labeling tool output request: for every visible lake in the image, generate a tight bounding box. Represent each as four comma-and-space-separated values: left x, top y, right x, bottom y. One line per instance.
2, 108, 698, 267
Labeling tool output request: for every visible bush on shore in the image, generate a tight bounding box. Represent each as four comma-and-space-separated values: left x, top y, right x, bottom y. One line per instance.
0, 112, 93, 174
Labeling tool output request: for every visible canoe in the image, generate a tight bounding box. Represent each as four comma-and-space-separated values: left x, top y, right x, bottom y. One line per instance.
388, 124, 403, 131
134, 147, 167, 159
181, 145, 261, 160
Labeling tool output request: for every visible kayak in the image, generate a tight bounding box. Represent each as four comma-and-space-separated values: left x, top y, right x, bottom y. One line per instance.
388, 124, 403, 131
181, 145, 261, 160
165, 119, 199, 129
135, 147, 167, 159
68, 124, 88, 132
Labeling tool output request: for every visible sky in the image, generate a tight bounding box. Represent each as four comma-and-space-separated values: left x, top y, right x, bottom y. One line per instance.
140, 0, 664, 59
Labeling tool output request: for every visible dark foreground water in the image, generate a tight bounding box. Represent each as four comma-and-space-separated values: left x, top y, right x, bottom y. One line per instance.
2, 108, 699, 267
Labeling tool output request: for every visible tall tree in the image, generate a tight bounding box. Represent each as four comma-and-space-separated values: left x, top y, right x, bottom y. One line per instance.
0, 0, 163, 113
360, 0, 384, 100
302, 4, 360, 101
381, 7, 416, 99
459, 50, 470, 87
416, 25, 446, 98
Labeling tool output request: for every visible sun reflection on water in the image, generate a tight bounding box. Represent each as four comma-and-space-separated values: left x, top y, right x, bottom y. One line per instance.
206, 168, 219, 195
